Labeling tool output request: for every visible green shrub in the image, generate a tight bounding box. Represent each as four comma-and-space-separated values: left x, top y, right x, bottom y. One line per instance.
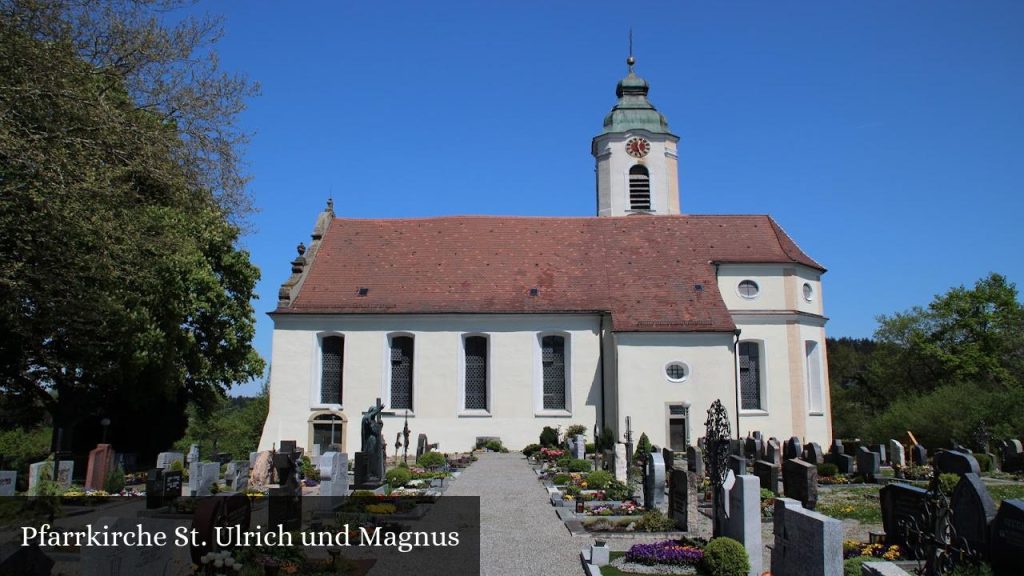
604, 479, 631, 501
585, 443, 596, 454
635, 509, 676, 532
939, 473, 960, 496
817, 463, 839, 478
566, 459, 592, 473
540, 426, 560, 448
634, 433, 652, 465
300, 455, 320, 481
586, 470, 613, 490
522, 443, 541, 457
385, 467, 412, 488
104, 466, 126, 493
551, 473, 571, 485
596, 427, 616, 452
701, 537, 750, 576
482, 439, 504, 452
759, 488, 775, 501
973, 453, 992, 472
416, 451, 446, 468
844, 556, 871, 576
565, 424, 588, 443
949, 561, 994, 576
169, 460, 185, 473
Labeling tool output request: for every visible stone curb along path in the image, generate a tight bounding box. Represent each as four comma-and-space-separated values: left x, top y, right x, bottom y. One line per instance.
443, 452, 589, 576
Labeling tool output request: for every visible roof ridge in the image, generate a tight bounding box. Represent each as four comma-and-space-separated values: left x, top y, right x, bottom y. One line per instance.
766, 216, 826, 271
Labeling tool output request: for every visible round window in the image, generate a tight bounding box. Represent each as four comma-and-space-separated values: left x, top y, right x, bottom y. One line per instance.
737, 280, 760, 299
803, 282, 814, 302
665, 361, 689, 382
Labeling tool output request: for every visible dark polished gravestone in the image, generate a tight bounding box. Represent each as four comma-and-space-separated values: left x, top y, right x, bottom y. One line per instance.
828, 440, 855, 474
803, 442, 824, 465
745, 436, 764, 461
870, 444, 887, 466
728, 454, 747, 476
950, 473, 997, 558
856, 447, 880, 482
991, 499, 1024, 576
934, 449, 980, 477
879, 482, 930, 556
663, 447, 676, 472
911, 444, 928, 466
754, 460, 780, 495
783, 436, 802, 461
766, 439, 782, 466
145, 469, 183, 509
998, 440, 1024, 473
668, 469, 688, 531
782, 458, 818, 510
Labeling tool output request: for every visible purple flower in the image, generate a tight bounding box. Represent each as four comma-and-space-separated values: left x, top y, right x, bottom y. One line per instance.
625, 540, 704, 566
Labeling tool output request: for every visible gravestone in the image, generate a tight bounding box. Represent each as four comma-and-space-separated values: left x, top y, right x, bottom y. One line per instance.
803, 442, 824, 465
189, 461, 220, 496
85, 444, 115, 491
879, 483, 930, 554
643, 451, 666, 510
990, 499, 1024, 576
889, 439, 906, 468
950, 473, 997, 557
771, 498, 843, 576
827, 440, 855, 474
0, 471, 15, 496
998, 440, 1024, 474
663, 447, 675, 471
728, 454, 747, 476
745, 436, 764, 461
613, 443, 628, 483
155, 451, 184, 470
934, 449, 980, 477
724, 474, 763, 576
145, 468, 165, 509
224, 461, 250, 492
782, 458, 818, 510
416, 434, 429, 459
249, 451, 260, 466
28, 460, 73, 495
163, 470, 183, 501
857, 447, 881, 482
668, 469, 688, 531
871, 444, 887, 466
187, 443, 199, 464
784, 436, 802, 461
0, 543, 54, 575
766, 439, 782, 465
911, 444, 927, 466
755, 460, 780, 495
829, 439, 844, 456
317, 451, 349, 497
687, 445, 704, 476
571, 434, 586, 459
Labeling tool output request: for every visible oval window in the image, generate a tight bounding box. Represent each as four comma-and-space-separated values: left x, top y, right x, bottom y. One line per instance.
803, 282, 814, 302
738, 280, 760, 299
665, 361, 689, 382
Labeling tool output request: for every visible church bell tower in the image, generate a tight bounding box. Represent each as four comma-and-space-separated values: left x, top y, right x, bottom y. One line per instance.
593, 55, 680, 217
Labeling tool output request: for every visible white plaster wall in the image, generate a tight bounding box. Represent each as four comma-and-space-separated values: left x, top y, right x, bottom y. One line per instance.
594, 130, 680, 217
799, 323, 831, 445
259, 314, 603, 453
731, 320, 793, 439
717, 264, 789, 311
793, 267, 824, 317
614, 332, 737, 450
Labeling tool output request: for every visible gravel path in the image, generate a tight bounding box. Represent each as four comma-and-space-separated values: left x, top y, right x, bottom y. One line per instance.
444, 452, 586, 576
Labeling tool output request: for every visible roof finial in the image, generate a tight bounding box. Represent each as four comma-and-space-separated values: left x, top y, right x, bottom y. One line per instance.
627, 28, 635, 71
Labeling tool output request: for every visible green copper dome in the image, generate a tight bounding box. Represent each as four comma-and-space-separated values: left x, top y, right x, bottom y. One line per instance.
601, 59, 672, 135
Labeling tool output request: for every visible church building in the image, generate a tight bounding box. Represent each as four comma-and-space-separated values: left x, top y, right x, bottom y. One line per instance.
258, 57, 831, 454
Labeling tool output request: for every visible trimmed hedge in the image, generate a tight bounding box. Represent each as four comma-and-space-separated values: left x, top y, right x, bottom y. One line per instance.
702, 537, 750, 576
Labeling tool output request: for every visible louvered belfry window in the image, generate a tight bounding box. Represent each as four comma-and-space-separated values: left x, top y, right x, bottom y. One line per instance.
739, 342, 761, 410
542, 335, 566, 410
390, 336, 414, 410
629, 164, 651, 210
320, 336, 343, 404
464, 336, 488, 410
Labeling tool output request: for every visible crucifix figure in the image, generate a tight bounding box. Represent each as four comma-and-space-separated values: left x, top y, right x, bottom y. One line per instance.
361, 397, 393, 483
402, 411, 411, 464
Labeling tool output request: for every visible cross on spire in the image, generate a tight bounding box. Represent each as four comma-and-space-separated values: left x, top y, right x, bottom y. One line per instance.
627, 29, 636, 71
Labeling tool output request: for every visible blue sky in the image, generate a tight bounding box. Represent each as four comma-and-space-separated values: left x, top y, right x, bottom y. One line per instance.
199, 1, 1024, 396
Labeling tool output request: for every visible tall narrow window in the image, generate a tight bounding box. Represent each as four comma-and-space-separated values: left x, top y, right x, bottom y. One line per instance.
806, 340, 823, 414
739, 341, 762, 410
541, 335, 566, 410
464, 336, 488, 410
629, 164, 651, 210
320, 336, 343, 405
390, 336, 414, 410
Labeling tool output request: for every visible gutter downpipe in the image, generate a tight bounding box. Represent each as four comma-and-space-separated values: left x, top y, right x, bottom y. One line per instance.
733, 329, 742, 440
598, 314, 607, 434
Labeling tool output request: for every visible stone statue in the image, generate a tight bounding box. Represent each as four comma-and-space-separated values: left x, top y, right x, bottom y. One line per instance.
361, 399, 385, 482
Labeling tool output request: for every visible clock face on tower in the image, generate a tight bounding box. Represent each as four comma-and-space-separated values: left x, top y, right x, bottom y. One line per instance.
626, 137, 651, 158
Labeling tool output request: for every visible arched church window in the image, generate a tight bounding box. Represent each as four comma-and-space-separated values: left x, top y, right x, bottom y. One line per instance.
739, 341, 763, 410
390, 335, 414, 410
629, 164, 651, 210
541, 335, 566, 410
464, 336, 488, 410
320, 335, 343, 405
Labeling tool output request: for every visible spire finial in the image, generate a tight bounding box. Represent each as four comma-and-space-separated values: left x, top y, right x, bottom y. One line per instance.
627, 29, 635, 70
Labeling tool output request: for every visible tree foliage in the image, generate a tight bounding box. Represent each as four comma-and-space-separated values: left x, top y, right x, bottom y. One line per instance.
173, 385, 269, 460
829, 273, 1024, 446
0, 0, 263, 456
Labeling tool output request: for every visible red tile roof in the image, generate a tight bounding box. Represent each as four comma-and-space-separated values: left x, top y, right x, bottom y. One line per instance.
278, 215, 824, 332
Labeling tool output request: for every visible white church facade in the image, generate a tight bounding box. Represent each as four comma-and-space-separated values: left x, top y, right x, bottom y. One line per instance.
258, 58, 832, 454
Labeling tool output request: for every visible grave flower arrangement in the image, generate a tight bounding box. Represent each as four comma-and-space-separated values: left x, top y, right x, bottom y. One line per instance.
539, 447, 565, 462
585, 500, 641, 516
842, 540, 904, 561
624, 539, 705, 567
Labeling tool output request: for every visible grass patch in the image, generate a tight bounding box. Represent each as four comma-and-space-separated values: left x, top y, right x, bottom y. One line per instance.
817, 486, 882, 523
987, 483, 1024, 504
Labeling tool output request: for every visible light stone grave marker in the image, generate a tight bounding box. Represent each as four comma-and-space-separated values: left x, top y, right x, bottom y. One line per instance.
723, 473, 762, 576
771, 497, 843, 576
